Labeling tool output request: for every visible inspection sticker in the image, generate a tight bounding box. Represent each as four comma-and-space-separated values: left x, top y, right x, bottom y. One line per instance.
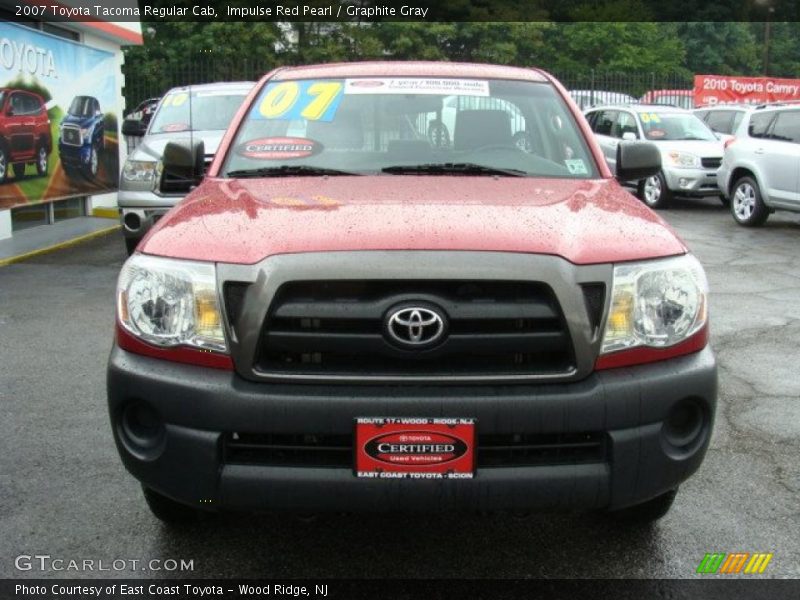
565, 159, 588, 175
344, 78, 490, 97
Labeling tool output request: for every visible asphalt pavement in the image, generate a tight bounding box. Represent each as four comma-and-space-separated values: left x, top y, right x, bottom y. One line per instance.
1, 196, 799, 580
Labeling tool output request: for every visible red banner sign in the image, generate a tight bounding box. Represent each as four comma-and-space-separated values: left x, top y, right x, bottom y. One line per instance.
695, 74, 800, 107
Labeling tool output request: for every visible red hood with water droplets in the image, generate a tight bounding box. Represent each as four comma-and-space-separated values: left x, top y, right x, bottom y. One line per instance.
139, 176, 687, 265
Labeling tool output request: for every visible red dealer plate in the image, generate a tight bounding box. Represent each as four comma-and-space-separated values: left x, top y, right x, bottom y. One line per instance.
354, 417, 476, 480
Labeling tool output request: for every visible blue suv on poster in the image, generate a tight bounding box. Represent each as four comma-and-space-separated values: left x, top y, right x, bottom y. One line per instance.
58, 95, 104, 179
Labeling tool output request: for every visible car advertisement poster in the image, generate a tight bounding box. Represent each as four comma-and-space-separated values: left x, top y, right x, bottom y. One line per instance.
0, 22, 119, 210
695, 74, 800, 107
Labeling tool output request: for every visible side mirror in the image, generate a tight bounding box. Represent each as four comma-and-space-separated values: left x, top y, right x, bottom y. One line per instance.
163, 139, 205, 185
616, 141, 661, 181
6, 107, 14, 117
621, 131, 637, 141
121, 117, 147, 137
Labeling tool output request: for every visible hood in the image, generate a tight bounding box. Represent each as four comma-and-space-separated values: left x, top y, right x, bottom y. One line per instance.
139, 176, 687, 265
131, 130, 225, 162
652, 139, 724, 158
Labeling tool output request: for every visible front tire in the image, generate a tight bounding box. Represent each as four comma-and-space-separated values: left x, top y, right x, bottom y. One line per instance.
84, 146, 99, 179
637, 171, 672, 209
606, 489, 677, 525
11, 162, 25, 179
0, 145, 8, 183
427, 120, 450, 149
36, 145, 48, 177
124, 236, 140, 256
731, 176, 769, 227
143, 487, 203, 525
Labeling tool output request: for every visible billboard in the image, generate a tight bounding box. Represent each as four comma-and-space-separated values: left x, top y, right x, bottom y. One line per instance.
0, 22, 119, 211
695, 74, 800, 107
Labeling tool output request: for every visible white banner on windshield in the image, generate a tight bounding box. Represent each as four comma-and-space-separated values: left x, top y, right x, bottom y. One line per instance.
344, 78, 490, 97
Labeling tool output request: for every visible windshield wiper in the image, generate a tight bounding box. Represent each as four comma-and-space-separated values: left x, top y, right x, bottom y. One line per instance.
226, 165, 360, 178
382, 163, 527, 177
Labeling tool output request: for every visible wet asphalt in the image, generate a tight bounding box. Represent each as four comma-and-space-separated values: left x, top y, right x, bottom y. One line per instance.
0, 195, 798, 581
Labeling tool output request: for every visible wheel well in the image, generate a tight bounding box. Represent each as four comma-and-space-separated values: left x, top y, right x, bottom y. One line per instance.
729, 167, 756, 195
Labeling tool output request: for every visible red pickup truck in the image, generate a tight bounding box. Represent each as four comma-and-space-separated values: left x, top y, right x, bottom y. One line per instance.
0, 88, 51, 183
108, 62, 716, 525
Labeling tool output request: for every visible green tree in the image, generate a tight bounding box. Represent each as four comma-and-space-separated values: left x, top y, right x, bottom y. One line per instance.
677, 23, 760, 76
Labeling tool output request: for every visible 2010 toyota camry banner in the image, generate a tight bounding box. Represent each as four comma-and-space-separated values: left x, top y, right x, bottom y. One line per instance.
0, 22, 119, 210
695, 74, 800, 107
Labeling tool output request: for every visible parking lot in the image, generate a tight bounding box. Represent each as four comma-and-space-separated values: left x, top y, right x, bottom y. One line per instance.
1, 196, 799, 579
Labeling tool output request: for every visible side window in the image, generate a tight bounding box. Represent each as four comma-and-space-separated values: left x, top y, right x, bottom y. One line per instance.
770, 111, 800, 144
612, 112, 638, 138
584, 111, 597, 129
706, 111, 735, 134
731, 111, 744, 132
694, 110, 709, 122
748, 112, 775, 139
593, 110, 617, 136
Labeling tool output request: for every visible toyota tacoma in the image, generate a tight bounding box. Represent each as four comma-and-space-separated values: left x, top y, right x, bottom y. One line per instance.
108, 62, 717, 525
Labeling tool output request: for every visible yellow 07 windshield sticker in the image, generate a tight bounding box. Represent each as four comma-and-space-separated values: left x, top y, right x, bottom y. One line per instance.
639, 112, 662, 124
251, 80, 344, 122
161, 92, 188, 108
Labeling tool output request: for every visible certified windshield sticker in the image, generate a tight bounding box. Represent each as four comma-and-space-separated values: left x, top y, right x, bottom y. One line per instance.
565, 159, 588, 175
344, 78, 490, 97
251, 80, 344, 122
236, 137, 322, 160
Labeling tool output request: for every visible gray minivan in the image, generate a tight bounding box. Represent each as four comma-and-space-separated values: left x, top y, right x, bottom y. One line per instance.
119, 82, 254, 254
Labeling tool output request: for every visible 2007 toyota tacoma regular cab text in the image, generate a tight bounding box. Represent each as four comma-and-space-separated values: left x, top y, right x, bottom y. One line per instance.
107, 62, 717, 525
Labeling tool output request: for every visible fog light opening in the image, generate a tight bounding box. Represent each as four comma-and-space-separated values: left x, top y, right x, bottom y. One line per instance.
123, 212, 141, 232
120, 400, 165, 452
663, 398, 705, 450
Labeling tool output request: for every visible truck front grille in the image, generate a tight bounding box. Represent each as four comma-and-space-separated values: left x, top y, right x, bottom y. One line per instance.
223, 432, 607, 469
61, 125, 81, 147
255, 280, 575, 380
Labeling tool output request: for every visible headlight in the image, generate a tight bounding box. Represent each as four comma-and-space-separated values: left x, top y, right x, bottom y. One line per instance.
601, 254, 708, 354
122, 160, 159, 183
117, 254, 227, 353
666, 151, 700, 168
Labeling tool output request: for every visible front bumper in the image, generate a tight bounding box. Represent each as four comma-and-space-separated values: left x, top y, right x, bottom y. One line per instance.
107, 345, 717, 513
662, 166, 721, 196
58, 142, 90, 167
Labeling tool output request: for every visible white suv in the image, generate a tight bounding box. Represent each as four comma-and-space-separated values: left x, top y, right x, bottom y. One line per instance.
718, 104, 800, 226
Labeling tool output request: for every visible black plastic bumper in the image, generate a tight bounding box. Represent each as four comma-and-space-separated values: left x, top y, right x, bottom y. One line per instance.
107, 346, 717, 513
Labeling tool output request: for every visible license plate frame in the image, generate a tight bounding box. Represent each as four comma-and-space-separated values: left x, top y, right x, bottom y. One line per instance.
354, 417, 476, 480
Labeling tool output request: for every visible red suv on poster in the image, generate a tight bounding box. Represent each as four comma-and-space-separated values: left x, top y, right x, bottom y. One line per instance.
0, 88, 52, 184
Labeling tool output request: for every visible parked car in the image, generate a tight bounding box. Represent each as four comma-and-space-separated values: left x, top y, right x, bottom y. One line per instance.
569, 89, 638, 110
0, 88, 51, 183
118, 82, 254, 255
122, 97, 161, 138
693, 105, 750, 141
109, 61, 716, 526
585, 104, 725, 208
58, 95, 104, 180
640, 89, 694, 110
718, 103, 800, 226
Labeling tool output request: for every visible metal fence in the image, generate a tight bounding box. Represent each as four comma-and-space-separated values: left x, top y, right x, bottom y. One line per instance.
122, 59, 695, 116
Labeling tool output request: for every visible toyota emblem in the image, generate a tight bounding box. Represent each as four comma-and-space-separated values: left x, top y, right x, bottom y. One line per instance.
385, 305, 447, 348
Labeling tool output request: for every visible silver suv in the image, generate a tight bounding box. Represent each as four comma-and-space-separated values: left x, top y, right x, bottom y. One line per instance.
718, 104, 800, 226
119, 82, 254, 254
585, 105, 725, 209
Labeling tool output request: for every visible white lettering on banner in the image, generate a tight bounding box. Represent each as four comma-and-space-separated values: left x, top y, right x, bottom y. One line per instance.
0, 37, 56, 78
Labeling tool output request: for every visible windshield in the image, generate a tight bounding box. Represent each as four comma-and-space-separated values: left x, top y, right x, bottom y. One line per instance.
150, 89, 249, 134
68, 96, 94, 117
638, 111, 717, 141
223, 77, 599, 178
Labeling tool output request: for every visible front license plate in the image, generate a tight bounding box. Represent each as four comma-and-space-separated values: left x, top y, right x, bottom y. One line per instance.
354, 417, 476, 480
